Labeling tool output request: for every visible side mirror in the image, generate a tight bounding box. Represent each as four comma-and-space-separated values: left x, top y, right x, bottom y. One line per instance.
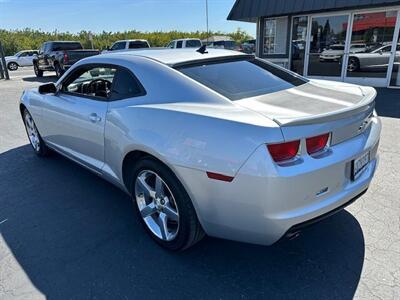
106, 46, 111, 51
38, 83, 57, 94
378, 50, 383, 55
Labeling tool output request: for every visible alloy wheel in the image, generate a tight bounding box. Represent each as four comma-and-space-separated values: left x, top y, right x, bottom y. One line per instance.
347, 58, 358, 72
8, 62, 18, 71
24, 113, 40, 152
135, 170, 180, 241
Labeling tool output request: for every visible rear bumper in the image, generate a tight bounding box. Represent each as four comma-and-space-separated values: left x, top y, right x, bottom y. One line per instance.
174, 116, 381, 245
283, 187, 368, 239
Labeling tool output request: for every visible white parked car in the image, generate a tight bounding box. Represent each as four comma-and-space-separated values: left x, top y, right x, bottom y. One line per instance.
319, 44, 366, 61
103, 39, 150, 53
20, 49, 381, 250
5, 50, 38, 71
166, 38, 202, 49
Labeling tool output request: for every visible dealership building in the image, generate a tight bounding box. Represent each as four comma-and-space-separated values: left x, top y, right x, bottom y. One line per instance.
228, 0, 400, 87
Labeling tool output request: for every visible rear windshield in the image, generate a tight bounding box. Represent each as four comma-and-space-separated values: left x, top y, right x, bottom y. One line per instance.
186, 40, 202, 48
129, 41, 149, 49
177, 58, 307, 100
52, 42, 83, 51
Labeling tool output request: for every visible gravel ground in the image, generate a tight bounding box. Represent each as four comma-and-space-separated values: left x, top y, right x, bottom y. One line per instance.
0, 67, 399, 299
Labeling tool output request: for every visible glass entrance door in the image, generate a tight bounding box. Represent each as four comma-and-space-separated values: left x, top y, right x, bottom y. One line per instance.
306, 14, 349, 79
389, 16, 400, 87
290, 16, 308, 75
344, 11, 398, 86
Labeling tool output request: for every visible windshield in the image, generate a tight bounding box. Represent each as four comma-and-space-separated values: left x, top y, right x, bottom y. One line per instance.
177, 58, 308, 101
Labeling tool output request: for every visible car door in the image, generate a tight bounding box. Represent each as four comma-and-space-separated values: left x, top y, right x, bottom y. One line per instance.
18, 52, 30, 66
26, 51, 36, 66
370, 45, 392, 68
40, 64, 116, 171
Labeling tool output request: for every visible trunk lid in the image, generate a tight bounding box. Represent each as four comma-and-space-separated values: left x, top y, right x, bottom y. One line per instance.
236, 79, 376, 144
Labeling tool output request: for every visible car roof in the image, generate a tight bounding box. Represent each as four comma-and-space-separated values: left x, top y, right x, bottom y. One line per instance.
115, 39, 148, 42
47, 41, 81, 43
100, 48, 250, 66
173, 38, 201, 41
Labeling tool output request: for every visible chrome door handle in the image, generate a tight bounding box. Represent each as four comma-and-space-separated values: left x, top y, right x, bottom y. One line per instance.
89, 113, 101, 123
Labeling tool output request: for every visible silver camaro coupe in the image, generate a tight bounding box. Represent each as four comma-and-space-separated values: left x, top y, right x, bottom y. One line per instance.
20, 48, 381, 250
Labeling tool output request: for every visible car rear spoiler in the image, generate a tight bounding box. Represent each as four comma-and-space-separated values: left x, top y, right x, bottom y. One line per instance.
171, 54, 255, 69
272, 88, 377, 127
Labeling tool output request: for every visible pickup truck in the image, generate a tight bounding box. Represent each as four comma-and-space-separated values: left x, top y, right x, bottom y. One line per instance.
103, 39, 150, 53
33, 41, 100, 78
166, 38, 202, 49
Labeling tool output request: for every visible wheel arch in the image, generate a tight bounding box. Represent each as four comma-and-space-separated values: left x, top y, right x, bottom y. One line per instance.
121, 149, 201, 215
8, 61, 19, 67
19, 103, 28, 117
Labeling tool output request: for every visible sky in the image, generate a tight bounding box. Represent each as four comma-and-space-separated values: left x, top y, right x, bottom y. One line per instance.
0, 0, 255, 36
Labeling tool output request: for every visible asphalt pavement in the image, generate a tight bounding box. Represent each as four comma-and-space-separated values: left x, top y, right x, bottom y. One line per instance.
0, 67, 399, 299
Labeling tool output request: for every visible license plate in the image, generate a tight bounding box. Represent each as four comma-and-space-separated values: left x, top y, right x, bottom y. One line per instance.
352, 151, 370, 180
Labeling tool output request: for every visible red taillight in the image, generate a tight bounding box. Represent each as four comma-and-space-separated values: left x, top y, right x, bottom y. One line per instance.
267, 140, 300, 162
63, 52, 69, 64
306, 133, 329, 155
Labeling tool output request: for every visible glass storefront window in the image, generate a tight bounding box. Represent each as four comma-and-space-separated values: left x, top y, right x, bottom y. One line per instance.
307, 15, 349, 77
390, 32, 400, 86
346, 11, 398, 78
263, 18, 288, 54
290, 16, 308, 75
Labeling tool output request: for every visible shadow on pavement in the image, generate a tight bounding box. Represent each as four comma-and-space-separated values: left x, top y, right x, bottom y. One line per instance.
22, 75, 58, 84
0, 145, 365, 299
375, 88, 400, 118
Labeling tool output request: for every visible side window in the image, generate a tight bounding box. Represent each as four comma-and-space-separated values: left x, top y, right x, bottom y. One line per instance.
111, 68, 145, 100
110, 42, 126, 51
62, 66, 117, 99
382, 46, 391, 53
19, 52, 28, 57
186, 40, 201, 48
176, 41, 183, 48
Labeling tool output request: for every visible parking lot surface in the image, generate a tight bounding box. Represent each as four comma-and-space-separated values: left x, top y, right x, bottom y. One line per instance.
0, 67, 399, 299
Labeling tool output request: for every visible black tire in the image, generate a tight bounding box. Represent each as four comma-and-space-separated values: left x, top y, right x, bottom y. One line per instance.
347, 57, 360, 72
33, 63, 43, 77
129, 157, 205, 251
54, 63, 64, 78
7, 62, 18, 71
22, 109, 50, 157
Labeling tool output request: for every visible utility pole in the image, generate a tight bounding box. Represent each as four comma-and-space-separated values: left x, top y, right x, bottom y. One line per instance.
205, 0, 209, 44
0, 59, 4, 79
88, 32, 94, 49
0, 41, 10, 80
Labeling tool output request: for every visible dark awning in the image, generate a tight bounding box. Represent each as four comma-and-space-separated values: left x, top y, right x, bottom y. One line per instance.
227, 0, 400, 22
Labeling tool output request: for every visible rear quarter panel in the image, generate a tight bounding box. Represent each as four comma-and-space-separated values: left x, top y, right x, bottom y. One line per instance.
103, 102, 283, 186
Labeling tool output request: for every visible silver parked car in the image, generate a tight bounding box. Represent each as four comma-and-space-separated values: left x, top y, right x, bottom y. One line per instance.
20, 49, 381, 250
348, 44, 400, 72
5, 50, 38, 71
